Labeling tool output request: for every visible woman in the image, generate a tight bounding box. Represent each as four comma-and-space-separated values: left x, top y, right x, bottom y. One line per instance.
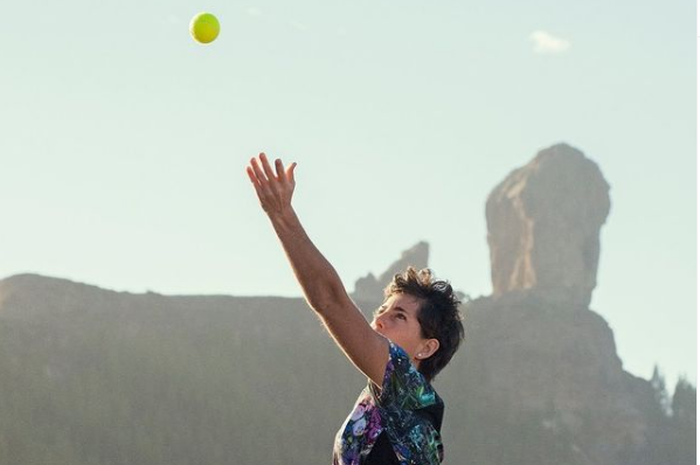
246, 153, 464, 465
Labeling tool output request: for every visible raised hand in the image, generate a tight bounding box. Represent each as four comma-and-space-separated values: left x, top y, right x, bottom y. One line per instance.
244, 151, 390, 392
246, 152, 298, 216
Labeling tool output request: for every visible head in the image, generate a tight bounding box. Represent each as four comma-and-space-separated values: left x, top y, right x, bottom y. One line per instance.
370, 267, 465, 382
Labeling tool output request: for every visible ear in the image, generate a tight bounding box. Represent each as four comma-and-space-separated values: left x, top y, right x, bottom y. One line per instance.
418, 338, 440, 359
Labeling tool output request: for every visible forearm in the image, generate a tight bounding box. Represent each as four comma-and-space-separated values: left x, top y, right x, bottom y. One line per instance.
267, 206, 348, 313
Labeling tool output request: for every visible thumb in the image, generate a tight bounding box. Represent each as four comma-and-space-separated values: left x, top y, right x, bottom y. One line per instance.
287, 162, 298, 183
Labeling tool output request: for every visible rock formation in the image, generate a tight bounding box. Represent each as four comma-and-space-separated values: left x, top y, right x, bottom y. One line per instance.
351, 241, 429, 303
460, 142, 659, 465
485, 142, 610, 308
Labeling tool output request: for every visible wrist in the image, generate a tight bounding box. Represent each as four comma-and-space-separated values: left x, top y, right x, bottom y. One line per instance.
268, 206, 298, 230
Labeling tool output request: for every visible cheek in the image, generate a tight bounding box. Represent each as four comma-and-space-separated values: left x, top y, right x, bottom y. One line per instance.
403, 324, 423, 344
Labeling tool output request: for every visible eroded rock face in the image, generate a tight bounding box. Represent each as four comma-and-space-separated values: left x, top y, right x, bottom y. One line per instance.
352, 241, 429, 303
467, 143, 655, 465
461, 292, 649, 459
485, 143, 611, 308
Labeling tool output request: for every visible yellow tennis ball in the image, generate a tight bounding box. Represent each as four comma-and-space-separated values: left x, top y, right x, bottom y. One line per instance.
189, 12, 220, 44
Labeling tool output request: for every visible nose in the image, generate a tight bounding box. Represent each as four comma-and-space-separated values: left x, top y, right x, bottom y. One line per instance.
372, 316, 385, 330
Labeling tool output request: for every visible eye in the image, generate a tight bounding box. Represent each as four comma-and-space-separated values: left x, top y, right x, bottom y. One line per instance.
396, 313, 407, 320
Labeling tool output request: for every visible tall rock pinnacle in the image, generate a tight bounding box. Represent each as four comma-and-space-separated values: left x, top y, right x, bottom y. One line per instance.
485, 143, 611, 308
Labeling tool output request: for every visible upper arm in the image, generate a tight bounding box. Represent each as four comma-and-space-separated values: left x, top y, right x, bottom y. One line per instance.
315, 294, 389, 388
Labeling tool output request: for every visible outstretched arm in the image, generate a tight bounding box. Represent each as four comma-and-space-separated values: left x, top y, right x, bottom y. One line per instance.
246, 153, 388, 387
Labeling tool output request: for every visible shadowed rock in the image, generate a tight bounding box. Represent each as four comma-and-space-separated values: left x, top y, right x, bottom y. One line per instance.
351, 241, 429, 303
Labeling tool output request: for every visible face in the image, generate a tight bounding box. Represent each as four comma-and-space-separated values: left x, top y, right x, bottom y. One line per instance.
370, 293, 439, 364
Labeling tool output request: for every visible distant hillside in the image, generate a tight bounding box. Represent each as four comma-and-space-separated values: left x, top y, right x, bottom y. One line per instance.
0, 272, 370, 465
0, 143, 694, 465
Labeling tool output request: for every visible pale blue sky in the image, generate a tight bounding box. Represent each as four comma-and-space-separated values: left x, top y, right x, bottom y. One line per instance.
0, 0, 695, 390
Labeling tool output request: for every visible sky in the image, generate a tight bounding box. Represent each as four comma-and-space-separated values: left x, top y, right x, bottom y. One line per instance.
0, 0, 695, 391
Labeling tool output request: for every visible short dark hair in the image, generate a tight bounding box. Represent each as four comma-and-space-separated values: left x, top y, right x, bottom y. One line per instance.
384, 266, 465, 382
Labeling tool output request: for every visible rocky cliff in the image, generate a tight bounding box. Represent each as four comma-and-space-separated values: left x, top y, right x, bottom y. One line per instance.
462, 142, 671, 464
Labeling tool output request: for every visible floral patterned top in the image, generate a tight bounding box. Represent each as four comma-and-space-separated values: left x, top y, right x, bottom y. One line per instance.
332, 339, 445, 465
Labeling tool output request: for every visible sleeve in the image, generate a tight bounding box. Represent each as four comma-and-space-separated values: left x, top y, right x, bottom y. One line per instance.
371, 339, 438, 411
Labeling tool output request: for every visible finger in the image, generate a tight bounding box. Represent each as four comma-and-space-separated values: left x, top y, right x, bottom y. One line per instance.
246, 166, 261, 187
287, 162, 298, 183
275, 158, 285, 180
259, 153, 277, 182
246, 167, 268, 202
250, 157, 268, 183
